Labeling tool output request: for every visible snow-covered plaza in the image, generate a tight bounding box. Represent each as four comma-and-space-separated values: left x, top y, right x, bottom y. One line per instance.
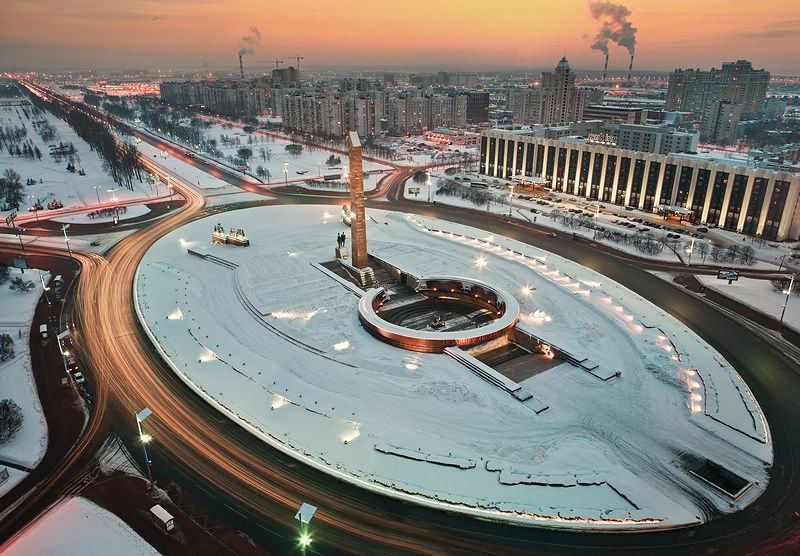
134, 205, 772, 530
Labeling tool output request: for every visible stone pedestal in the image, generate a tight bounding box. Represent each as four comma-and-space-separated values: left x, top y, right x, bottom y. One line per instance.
336, 247, 349, 260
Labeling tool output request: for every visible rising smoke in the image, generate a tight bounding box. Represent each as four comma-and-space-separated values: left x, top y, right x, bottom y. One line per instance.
588, 1, 637, 55
238, 26, 261, 56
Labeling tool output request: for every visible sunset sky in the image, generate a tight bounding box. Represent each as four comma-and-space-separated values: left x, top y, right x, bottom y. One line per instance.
1, 0, 798, 74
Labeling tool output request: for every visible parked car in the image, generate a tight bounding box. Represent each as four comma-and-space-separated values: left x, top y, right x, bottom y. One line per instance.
697, 227, 709, 233
547, 232, 558, 238
71, 370, 85, 384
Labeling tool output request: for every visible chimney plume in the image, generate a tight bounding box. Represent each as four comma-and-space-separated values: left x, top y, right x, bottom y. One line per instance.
627, 53, 634, 82
602, 53, 609, 80
239, 55, 244, 79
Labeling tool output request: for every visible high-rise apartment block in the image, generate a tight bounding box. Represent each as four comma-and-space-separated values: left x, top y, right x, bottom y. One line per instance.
509, 58, 601, 125
160, 80, 266, 115
701, 100, 743, 146
666, 60, 770, 120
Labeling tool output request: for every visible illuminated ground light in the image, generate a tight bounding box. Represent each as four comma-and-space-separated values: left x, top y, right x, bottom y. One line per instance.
167, 306, 184, 320
271, 394, 290, 409
199, 347, 217, 363
271, 308, 327, 323
521, 285, 534, 296
474, 255, 488, 268
333, 340, 350, 351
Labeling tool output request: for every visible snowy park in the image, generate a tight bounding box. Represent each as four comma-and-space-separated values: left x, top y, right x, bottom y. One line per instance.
133, 205, 772, 530
0, 267, 49, 497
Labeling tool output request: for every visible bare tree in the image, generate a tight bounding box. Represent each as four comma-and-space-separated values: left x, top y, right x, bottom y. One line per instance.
0, 334, 14, 362
0, 399, 23, 443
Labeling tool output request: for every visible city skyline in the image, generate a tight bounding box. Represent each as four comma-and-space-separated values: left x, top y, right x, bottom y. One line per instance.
1, 0, 799, 74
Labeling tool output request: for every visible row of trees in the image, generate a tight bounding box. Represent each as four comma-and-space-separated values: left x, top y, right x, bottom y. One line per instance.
27, 91, 143, 190
435, 179, 495, 207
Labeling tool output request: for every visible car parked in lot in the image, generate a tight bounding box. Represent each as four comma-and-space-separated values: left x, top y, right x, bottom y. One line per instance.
697, 227, 709, 233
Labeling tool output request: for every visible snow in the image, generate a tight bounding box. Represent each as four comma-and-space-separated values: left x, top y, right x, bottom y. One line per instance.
134, 204, 772, 530
137, 120, 394, 190
695, 274, 800, 332
0, 103, 165, 226
52, 204, 151, 224
0, 268, 49, 471
0, 497, 159, 556
408, 177, 790, 270
0, 466, 27, 498
134, 139, 236, 192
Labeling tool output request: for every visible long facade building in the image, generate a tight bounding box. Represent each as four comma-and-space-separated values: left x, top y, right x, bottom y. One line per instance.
480, 129, 800, 240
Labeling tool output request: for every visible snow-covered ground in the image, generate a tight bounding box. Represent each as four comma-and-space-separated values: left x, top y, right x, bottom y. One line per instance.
134, 205, 771, 530
136, 119, 394, 190
0, 103, 163, 226
695, 274, 800, 332
53, 204, 151, 225
0, 268, 49, 497
0, 497, 158, 555
410, 177, 787, 270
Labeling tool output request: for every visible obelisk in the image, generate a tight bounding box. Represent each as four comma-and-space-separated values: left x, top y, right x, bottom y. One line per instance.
348, 131, 368, 269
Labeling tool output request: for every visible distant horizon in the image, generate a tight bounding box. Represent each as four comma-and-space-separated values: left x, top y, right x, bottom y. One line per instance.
2, 0, 799, 75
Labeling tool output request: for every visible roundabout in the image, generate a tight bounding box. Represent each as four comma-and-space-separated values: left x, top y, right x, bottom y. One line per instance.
133, 204, 772, 531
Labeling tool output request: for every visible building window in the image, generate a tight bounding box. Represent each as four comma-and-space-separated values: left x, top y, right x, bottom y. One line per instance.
675, 166, 693, 207
705, 172, 728, 224
487, 137, 497, 175
628, 159, 646, 206
602, 155, 617, 202
761, 180, 790, 239
567, 149, 579, 188
690, 169, 711, 217
616, 157, 631, 205
480, 136, 488, 172
723, 174, 748, 230
545, 146, 556, 180
515, 141, 526, 175
579, 151, 591, 196
742, 177, 768, 235
590, 153, 604, 199
660, 164, 677, 205
535, 144, 545, 175
555, 148, 568, 190
643, 161, 660, 211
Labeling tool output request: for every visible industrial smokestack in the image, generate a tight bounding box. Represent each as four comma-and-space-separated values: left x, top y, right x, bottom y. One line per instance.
627, 54, 634, 83
602, 53, 609, 81
239, 55, 244, 79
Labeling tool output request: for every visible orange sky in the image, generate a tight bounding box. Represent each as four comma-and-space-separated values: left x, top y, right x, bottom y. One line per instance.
1, 0, 798, 74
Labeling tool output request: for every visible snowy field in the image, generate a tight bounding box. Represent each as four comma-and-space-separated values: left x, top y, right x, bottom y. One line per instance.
0, 103, 163, 226
0, 268, 49, 497
695, 274, 800, 331
137, 119, 394, 189
53, 204, 151, 225
0, 497, 158, 555
135, 205, 771, 529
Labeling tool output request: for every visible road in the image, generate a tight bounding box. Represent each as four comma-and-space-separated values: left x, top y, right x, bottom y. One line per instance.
1, 83, 799, 555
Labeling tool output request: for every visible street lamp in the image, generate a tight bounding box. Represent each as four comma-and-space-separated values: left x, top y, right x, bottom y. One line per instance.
27, 196, 39, 221
295, 503, 317, 556
779, 274, 795, 328
283, 162, 289, 186
685, 237, 695, 266
135, 408, 154, 484
39, 271, 51, 306
93, 185, 101, 205
508, 184, 514, 217
61, 224, 73, 259
426, 171, 432, 203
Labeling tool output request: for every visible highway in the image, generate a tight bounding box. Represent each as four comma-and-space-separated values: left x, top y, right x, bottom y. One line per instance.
1, 83, 799, 554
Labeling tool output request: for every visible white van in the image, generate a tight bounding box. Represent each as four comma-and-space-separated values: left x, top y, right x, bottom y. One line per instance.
39, 324, 48, 339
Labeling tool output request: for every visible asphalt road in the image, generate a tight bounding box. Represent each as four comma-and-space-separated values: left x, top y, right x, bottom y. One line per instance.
2, 82, 799, 555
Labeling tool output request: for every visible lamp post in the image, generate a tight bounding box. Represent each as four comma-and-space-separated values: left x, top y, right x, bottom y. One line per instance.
61, 224, 73, 260
28, 196, 39, 221
778, 253, 788, 272
779, 274, 795, 328
135, 408, 154, 484
294, 503, 317, 556
283, 162, 289, 186
426, 171, 432, 203
685, 237, 695, 266
93, 185, 101, 205
508, 184, 514, 217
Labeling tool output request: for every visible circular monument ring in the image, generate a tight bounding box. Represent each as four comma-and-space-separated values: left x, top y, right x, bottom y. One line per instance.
358, 275, 520, 353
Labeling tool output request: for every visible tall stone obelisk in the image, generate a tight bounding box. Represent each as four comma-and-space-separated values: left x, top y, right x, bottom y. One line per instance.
348, 131, 368, 269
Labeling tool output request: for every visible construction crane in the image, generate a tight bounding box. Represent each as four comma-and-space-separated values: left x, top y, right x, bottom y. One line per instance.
286, 54, 304, 72
261, 59, 284, 71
